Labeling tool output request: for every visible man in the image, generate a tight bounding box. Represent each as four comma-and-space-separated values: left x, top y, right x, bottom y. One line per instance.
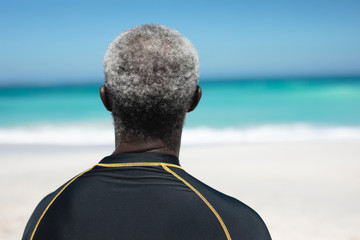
23, 24, 271, 240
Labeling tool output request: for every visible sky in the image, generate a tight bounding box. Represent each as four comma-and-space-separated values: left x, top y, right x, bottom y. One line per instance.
0, 0, 359, 86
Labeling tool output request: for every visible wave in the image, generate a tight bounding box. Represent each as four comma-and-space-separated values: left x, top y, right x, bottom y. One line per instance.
182, 124, 360, 145
0, 123, 360, 146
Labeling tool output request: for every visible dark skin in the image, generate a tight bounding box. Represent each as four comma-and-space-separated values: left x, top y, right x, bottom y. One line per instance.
99, 85, 202, 157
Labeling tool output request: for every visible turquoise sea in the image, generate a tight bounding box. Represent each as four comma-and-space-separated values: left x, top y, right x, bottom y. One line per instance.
1, 77, 360, 145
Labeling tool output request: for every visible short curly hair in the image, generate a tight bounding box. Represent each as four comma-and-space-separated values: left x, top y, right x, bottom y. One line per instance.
103, 24, 199, 144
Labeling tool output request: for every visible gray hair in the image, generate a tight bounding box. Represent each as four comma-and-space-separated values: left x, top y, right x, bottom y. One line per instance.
103, 24, 199, 144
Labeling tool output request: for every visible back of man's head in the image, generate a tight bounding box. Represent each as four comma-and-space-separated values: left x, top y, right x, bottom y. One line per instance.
103, 24, 199, 147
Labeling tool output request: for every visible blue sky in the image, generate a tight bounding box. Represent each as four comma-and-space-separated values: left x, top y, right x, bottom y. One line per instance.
0, 0, 359, 85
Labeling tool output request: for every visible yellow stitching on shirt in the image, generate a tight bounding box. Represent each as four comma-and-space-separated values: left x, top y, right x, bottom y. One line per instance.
96, 162, 183, 169
161, 164, 232, 240
30, 165, 96, 240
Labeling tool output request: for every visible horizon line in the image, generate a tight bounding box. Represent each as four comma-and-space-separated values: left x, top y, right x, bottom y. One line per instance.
1, 74, 360, 88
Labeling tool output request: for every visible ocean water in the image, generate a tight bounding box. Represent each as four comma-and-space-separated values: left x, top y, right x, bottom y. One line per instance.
1, 77, 360, 145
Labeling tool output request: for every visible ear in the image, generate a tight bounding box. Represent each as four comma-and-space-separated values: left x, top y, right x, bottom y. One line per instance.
100, 85, 112, 112
187, 85, 202, 112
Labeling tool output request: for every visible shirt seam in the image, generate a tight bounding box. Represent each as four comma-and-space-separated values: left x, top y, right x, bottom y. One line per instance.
161, 164, 232, 240
30, 165, 96, 240
96, 162, 183, 169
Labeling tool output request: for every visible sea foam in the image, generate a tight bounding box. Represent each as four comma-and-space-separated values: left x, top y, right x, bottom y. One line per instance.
0, 123, 360, 146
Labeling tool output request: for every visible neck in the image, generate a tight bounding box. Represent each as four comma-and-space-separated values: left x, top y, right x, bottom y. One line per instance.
112, 131, 182, 157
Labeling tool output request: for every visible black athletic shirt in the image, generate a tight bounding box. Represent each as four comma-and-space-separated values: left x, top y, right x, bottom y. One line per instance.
22, 152, 271, 240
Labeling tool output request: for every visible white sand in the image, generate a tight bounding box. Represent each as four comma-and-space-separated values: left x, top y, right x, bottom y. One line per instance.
1, 141, 360, 240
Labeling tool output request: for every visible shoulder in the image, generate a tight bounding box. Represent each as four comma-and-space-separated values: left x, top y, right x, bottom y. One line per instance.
201, 184, 271, 240
221, 194, 272, 240
22, 168, 94, 240
22, 190, 58, 240
170, 167, 272, 240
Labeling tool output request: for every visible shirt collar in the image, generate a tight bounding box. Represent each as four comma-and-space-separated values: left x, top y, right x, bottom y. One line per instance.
99, 152, 180, 166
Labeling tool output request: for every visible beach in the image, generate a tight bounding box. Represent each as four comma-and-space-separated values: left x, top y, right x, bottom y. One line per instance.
1, 140, 360, 240
1, 77, 360, 239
